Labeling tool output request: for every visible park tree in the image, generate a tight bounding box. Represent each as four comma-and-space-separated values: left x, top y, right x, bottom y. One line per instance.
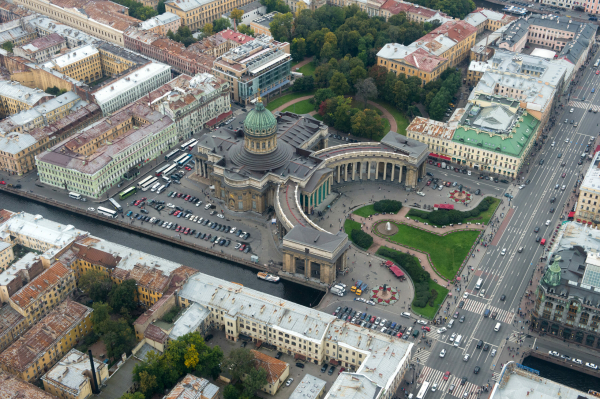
243, 367, 268, 397
119, 393, 145, 399
213, 17, 231, 32
238, 24, 254, 36
184, 344, 200, 369
79, 270, 113, 303
294, 9, 320, 39
269, 12, 293, 42
355, 78, 377, 108
348, 65, 367, 88
157, 0, 165, 14
91, 302, 112, 334
108, 279, 137, 314
139, 371, 157, 396
306, 28, 330, 56
223, 385, 240, 399
202, 23, 214, 36
222, 348, 255, 382
312, 88, 336, 111
230, 8, 244, 23
291, 38, 306, 61
351, 108, 384, 139
260, 0, 290, 13
393, 80, 410, 111
329, 72, 350, 96
102, 318, 136, 360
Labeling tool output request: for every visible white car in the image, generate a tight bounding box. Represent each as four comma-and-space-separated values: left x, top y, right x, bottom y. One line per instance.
467, 171, 471, 176
463, 292, 468, 299
87, 207, 95, 212
586, 362, 598, 370
572, 358, 583, 364
437, 327, 447, 334
491, 349, 497, 357
570, 108, 574, 113
230, 227, 237, 234
217, 213, 225, 219
195, 201, 202, 207
167, 203, 175, 208
417, 320, 428, 325
500, 248, 506, 256
439, 349, 446, 358
449, 332, 457, 342
565, 138, 569, 143
463, 354, 470, 362
234, 243, 242, 250
549, 351, 560, 357
431, 383, 438, 392
285, 378, 294, 387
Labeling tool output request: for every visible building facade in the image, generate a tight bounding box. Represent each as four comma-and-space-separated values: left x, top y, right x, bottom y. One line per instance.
165, 0, 257, 32
0, 81, 53, 117
92, 62, 172, 115
43, 45, 103, 85
36, 104, 176, 198
14, 33, 66, 63
575, 151, 600, 224
139, 12, 181, 35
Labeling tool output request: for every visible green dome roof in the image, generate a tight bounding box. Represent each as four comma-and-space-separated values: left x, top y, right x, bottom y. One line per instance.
244, 99, 277, 137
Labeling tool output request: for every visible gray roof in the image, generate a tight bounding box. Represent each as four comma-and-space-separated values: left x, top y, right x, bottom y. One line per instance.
284, 225, 347, 253
0, 81, 52, 106
289, 374, 327, 399
380, 130, 429, 159
496, 18, 529, 47
169, 302, 210, 340
559, 23, 595, 65
326, 373, 381, 399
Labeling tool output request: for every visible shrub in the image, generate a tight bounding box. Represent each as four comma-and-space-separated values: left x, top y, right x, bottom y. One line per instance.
351, 229, 373, 250
407, 197, 496, 225
373, 199, 402, 213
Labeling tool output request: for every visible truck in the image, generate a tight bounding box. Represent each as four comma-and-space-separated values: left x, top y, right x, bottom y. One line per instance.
331, 286, 345, 296
351, 280, 362, 293
475, 278, 483, 290
356, 282, 368, 296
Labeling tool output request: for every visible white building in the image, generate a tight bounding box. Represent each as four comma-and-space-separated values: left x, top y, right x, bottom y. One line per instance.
92, 62, 172, 115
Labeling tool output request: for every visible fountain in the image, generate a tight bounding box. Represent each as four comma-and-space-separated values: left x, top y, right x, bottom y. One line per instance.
377, 220, 398, 236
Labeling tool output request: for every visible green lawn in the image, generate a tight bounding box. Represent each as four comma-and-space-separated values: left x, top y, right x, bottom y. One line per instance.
406, 197, 501, 226
353, 205, 376, 218
412, 279, 449, 319
372, 100, 410, 135
312, 113, 323, 121
344, 219, 362, 236
266, 90, 316, 111
298, 61, 316, 76
387, 223, 479, 280
283, 99, 314, 114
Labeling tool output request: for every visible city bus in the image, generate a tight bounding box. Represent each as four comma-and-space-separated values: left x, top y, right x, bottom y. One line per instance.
180, 138, 198, 151
154, 163, 171, 177
162, 164, 177, 178
140, 177, 158, 191
177, 154, 193, 167
69, 192, 82, 200
173, 153, 190, 166
119, 186, 137, 200
186, 139, 198, 151
165, 149, 181, 161
138, 175, 155, 188
97, 206, 117, 218
108, 198, 123, 213
595, 59, 600, 68
416, 381, 430, 399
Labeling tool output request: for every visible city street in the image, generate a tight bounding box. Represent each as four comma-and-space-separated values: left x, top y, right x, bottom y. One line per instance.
406, 50, 600, 398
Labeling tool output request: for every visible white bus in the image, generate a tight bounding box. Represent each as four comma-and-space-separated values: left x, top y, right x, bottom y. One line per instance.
164, 148, 180, 161
416, 381, 430, 399
173, 153, 190, 166
138, 175, 155, 188
595, 59, 600, 67
108, 198, 122, 213
163, 164, 177, 178
69, 192, 82, 200
180, 138, 198, 151
150, 182, 160, 192
140, 177, 158, 191
454, 334, 462, 347
475, 278, 483, 290
156, 185, 166, 194
97, 206, 117, 218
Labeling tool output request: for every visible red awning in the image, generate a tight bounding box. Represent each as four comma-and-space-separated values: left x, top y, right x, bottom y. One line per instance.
429, 153, 451, 161
589, 222, 593, 225
435, 204, 454, 210
389, 265, 404, 277
568, 211, 575, 218
207, 110, 233, 127
595, 145, 600, 155
385, 260, 394, 267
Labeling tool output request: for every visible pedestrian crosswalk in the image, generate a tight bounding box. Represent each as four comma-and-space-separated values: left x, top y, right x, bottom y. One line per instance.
411, 349, 431, 365
508, 331, 524, 343
568, 101, 600, 112
491, 372, 501, 382
461, 299, 515, 324
417, 366, 445, 386
448, 375, 481, 399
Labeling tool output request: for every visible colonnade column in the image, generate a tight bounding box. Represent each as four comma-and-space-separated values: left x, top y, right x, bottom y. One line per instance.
390, 163, 395, 182
367, 161, 371, 180
344, 164, 348, 181
382, 162, 387, 181
352, 162, 357, 181
336, 165, 341, 183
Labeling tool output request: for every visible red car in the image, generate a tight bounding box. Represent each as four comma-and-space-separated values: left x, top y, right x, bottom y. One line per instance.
0, 181, 5, 185
140, 197, 147, 201
370, 316, 376, 323
426, 180, 432, 186
134, 200, 140, 206
562, 172, 566, 178
239, 244, 246, 251
422, 326, 431, 332
177, 193, 183, 198
396, 332, 403, 338
185, 166, 192, 171
338, 367, 345, 374
185, 227, 191, 235
443, 371, 451, 381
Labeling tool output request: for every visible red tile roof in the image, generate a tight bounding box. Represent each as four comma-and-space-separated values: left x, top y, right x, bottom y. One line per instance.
144, 324, 168, 344
404, 47, 446, 73
10, 262, 72, 309
219, 29, 254, 45
0, 371, 58, 399
428, 20, 477, 43
251, 350, 288, 384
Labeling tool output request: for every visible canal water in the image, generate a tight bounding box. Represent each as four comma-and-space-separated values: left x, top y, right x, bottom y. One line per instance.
473, 0, 505, 12
522, 356, 600, 393
0, 191, 323, 307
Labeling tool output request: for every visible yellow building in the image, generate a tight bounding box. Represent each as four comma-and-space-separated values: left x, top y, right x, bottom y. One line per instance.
97, 42, 147, 77
43, 45, 102, 84
0, 299, 93, 382
575, 152, 600, 225
165, 0, 256, 32
250, 350, 290, 395
0, 241, 14, 271
0, 81, 53, 117
249, 12, 279, 36
0, 304, 26, 353
466, 60, 489, 87
42, 349, 109, 399
9, 262, 76, 325
0, 370, 59, 399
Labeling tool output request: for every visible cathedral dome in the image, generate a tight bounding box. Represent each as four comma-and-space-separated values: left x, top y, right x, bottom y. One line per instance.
243, 98, 277, 137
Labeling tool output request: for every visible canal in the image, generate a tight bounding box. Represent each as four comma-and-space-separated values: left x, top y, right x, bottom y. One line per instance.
473, 0, 505, 11
0, 191, 324, 307
522, 355, 600, 393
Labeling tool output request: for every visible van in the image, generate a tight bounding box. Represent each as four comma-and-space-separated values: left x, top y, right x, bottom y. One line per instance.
484, 309, 491, 318
150, 183, 160, 192
454, 334, 462, 347
494, 323, 501, 332
401, 312, 411, 318
162, 176, 171, 183
475, 278, 483, 290
540, 238, 546, 246
448, 319, 454, 329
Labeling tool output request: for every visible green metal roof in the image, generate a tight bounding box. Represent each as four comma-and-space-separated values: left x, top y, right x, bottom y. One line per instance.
452, 111, 539, 158
244, 99, 277, 137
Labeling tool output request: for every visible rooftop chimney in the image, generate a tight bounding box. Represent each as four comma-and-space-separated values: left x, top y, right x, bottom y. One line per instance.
88, 350, 100, 394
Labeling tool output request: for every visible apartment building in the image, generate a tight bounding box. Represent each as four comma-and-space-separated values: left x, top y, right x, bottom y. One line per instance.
9, 261, 76, 326
379, 0, 449, 23
124, 28, 215, 77
0, 241, 13, 271
42, 349, 108, 399
97, 42, 148, 77
575, 152, 600, 224
464, 8, 516, 34
165, 374, 219, 399
165, 0, 256, 32
0, 20, 36, 47
139, 12, 181, 35
29, 17, 96, 48
222, 1, 266, 24
137, 73, 231, 140
14, 33, 66, 63
0, 299, 93, 381
12, 0, 140, 45
406, 116, 456, 157
0, 103, 101, 175
466, 60, 489, 86
0, 252, 44, 303
36, 104, 176, 198
92, 62, 171, 115
175, 273, 412, 399
42, 45, 102, 84
190, 29, 254, 57
0, 371, 59, 399
0, 0, 32, 23
0, 304, 26, 353
212, 35, 291, 104
249, 12, 279, 36
252, 350, 289, 395
0, 81, 53, 117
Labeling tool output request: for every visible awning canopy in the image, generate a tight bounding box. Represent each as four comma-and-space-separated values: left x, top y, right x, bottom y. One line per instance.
435, 204, 454, 210
207, 110, 233, 127
385, 260, 394, 267
389, 265, 404, 277
430, 152, 451, 161
568, 211, 575, 218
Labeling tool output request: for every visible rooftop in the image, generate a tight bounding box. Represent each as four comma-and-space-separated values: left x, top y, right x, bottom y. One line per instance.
42, 349, 105, 396
48, 0, 140, 33
0, 252, 38, 286
250, 11, 280, 28
251, 349, 288, 384
0, 303, 24, 338
11, 261, 72, 309
166, 0, 213, 11
283, 225, 348, 262
469, 60, 490, 73
0, 80, 53, 107
164, 374, 219, 399
407, 116, 456, 140
581, 152, 600, 193
29, 17, 97, 46
169, 302, 210, 340
0, 371, 59, 399
219, 29, 255, 45
18, 33, 64, 54
139, 12, 180, 30
93, 62, 170, 104
0, 299, 92, 372
289, 374, 327, 399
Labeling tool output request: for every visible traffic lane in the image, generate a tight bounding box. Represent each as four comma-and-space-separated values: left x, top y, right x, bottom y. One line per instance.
535, 338, 600, 367
428, 169, 508, 193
